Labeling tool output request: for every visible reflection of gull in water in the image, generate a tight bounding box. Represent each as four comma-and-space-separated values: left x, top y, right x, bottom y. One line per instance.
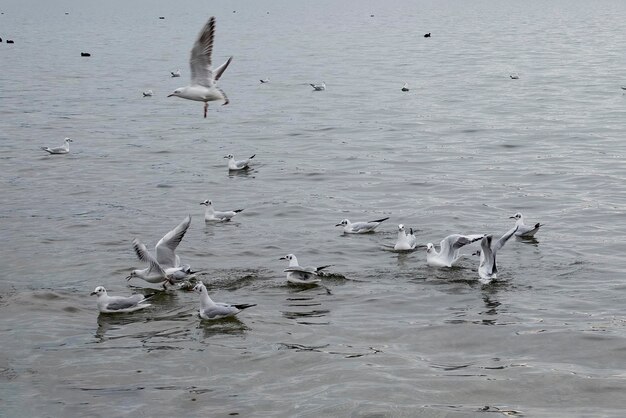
193, 282, 256, 320
336, 217, 389, 234
394, 224, 418, 250
477, 226, 518, 284
509, 212, 542, 237
91, 286, 152, 313
280, 254, 332, 285
426, 233, 484, 267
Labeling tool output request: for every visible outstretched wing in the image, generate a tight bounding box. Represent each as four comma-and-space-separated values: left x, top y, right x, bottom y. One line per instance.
133, 239, 166, 276
494, 226, 518, 253
156, 215, 191, 267
213, 56, 232, 81
190, 17, 216, 87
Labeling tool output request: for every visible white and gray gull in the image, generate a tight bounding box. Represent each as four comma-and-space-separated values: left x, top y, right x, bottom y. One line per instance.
394, 224, 418, 251
91, 286, 152, 313
280, 254, 332, 285
168, 16, 233, 118
193, 282, 256, 320
477, 226, 519, 284
426, 233, 484, 267
510, 212, 542, 238
201, 199, 243, 222
224, 153, 255, 171
336, 217, 389, 234
41, 137, 72, 154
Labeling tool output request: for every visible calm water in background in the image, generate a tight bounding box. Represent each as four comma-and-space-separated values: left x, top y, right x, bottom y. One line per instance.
2, 0, 626, 416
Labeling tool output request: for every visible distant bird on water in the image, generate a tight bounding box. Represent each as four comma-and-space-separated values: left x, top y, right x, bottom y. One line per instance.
170, 69, 181, 77
310, 82, 326, 91
424, 33, 431, 38
168, 16, 233, 118
621, 86, 626, 91
143, 90, 153, 97
402, 82, 409, 92
81, 52, 91, 57
260, 78, 270, 83
510, 73, 519, 79
6, 39, 15, 44
41, 137, 72, 154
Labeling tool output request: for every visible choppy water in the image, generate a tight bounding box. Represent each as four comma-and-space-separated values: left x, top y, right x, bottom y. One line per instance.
2, 0, 626, 416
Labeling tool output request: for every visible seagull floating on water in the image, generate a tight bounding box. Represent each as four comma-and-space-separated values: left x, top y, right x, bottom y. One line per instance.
310, 82, 326, 91
127, 215, 195, 287
41, 137, 72, 154
193, 282, 256, 320
401, 82, 409, 92
510, 212, 542, 238
280, 254, 332, 285
477, 226, 518, 284
510, 73, 520, 80
224, 153, 255, 171
424, 33, 431, 38
394, 224, 418, 251
142, 90, 153, 97
336, 217, 389, 234
200, 199, 243, 222
171, 69, 181, 77
168, 16, 233, 118
260, 78, 270, 84
91, 286, 152, 313
426, 233, 484, 267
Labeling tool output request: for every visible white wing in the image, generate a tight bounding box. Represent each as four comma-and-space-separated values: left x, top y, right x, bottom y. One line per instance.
189, 17, 232, 87
133, 239, 166, 277
156, 215, 191, 268
494, 226, 518, 253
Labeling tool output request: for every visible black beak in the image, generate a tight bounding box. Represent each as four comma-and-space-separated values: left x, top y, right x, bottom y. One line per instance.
90, 291, 97, 295
509, 216, 516, 219
335, 223, 342, 227
279, 257, 286, 260
125, 275, 132, 281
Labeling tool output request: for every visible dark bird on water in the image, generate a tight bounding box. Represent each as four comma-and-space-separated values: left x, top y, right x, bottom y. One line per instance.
7, 39, 14, 44
424, 33, 431, 38
81, 52, 91, 57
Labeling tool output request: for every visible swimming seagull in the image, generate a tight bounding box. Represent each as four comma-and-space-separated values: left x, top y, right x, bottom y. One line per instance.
168, 16, 233, 118
510, 212, 542, 238
224, 153, 255, 171
200, 199, 243, 222
127, 215, 195, 286
477, 226, 518, 284
426, 234, 485, 267
336, 217, 389, 234
90, 286, 152, 313
310, 82, 326, 91
193, 282, 256, 320
143, 90, 153, 97
260, 78, 270, 83
280, 254, 332, 285
394, 224, 418, 251
171, 69, 181, 77
41, 137, 72, 154
401, 82, 409, 92
510, 73, 520, 79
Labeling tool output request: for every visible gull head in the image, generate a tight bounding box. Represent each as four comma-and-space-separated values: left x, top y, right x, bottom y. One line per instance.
279, 254, 295, 261
125, 270, 140, 280
193, 282, 206, 293
90, 286, 107, 296
64, 137, 73, 143
335, 219, 349, 227
168, 88, 184, 98
223, 154, 234, 159
200, 199, 212, 206
426, 243, 435, 253
509, 212, 523, 220
398, 224, 405, 232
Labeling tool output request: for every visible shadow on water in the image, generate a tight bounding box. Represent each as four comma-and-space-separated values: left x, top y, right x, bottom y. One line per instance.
197, 316, 249, 339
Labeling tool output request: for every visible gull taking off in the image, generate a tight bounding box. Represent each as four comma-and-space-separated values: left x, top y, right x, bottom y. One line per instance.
193, 282, 256, 320
41, 137, 72, 154
310, 82, 326, 91
280, 254, 332, 285
394, 224, 418, 251
127, 215, 194, 287
168, 17, 233, 118
90, 286, 152, 313
336, 217, 389, 234
201, 199, 243, 222
477, 226, 518, 284
224, 153, 255, 170
426, 234, 484, 267
510, 212, 542, 238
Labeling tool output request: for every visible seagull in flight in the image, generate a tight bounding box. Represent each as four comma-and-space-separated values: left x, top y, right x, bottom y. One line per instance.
477, 226, 519, 284
90, 286, 152, 313
336, 217, 389, 234
280, 254, 332, 285
193, 282, 256, 320
224, 154, 255, 171
510, 212, 542, 238
168, 17, 233, 118
426, 234, 484, 267
41, 137, 72, 154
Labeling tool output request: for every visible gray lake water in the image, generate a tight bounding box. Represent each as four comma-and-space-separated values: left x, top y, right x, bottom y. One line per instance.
2, 0, 626, 416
